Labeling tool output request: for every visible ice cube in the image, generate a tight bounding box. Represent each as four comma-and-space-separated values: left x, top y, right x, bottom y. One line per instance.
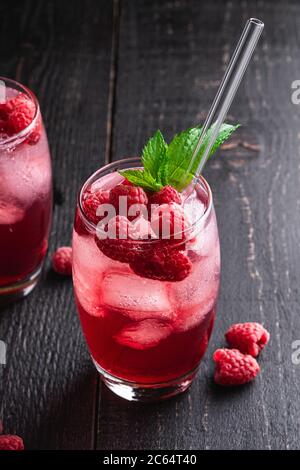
72, 234, 109, 317
0, 199, 25, 224
0, 79, 7, 103
114, 319, 172, 350
0, 146, 51, 208
102, 271, 174, 321
187, 210, 219, 258
72, 234, 130, 317
73, 232, 106, 278
169, 258, 219, 332
74, 273, 105, 318
72, 232, 126, 279
173, 293, 216, 332
182, 187, 206, 226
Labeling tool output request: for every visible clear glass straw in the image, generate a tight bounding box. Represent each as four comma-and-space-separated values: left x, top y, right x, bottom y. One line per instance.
188, 18, 264, 179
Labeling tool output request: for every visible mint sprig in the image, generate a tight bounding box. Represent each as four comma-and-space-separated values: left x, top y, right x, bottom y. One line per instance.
118, 169, 163, 192
119, 123, 240, 192
142, 130, 168, 180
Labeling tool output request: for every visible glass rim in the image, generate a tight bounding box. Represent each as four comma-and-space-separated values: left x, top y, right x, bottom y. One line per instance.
77, 157, 213, 242
0, 76, 40, 147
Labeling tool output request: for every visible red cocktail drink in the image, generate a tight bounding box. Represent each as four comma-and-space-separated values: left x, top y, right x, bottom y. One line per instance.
0, 78, 52, 300
73, 158, 220, 401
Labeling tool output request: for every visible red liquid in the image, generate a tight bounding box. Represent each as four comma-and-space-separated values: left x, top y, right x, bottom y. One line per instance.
73, 172, 220, 384
77, 297, 215, 383
0, 193, 52, 286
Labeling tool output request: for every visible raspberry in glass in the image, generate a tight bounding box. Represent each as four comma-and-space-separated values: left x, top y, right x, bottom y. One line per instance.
150, 202, 189, 241
149, 185, 182, 205
82, 189, 111, 225
130, 247, 192, 282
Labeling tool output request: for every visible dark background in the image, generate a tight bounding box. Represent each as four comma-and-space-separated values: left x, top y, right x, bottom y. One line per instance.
0, 0, 300, 450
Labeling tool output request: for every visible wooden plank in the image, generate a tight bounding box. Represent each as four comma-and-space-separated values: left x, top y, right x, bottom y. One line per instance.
0, 0, 113, 449
97, 0, 300, 449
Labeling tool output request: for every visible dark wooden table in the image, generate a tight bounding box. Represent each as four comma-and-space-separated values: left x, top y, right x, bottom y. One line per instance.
0, 0, 299, 450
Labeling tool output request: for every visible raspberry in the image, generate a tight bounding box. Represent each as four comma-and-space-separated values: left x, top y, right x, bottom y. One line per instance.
225, 322, 270, 357
95, 216, 146, 263
52, 246, 72, 275
0, 435, 24, 450
7, 95, 35, 133
82, 189, 111, 224
0, 93, 41, 143
97, 238, 141, 263
110, 184, 148, 220
0, 94, 26, 117
130, 248, 192, 282
150, 203, 189, 242
106, 214, 130, 238
149, 186, 182, 205
213, 348, 260, 386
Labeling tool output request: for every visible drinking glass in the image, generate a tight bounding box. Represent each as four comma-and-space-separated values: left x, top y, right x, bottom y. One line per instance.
0, 77, 52, 301
72, 158, 220, 401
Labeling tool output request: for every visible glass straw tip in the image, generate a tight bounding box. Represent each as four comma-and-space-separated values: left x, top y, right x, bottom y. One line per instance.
249, 18, 264, 27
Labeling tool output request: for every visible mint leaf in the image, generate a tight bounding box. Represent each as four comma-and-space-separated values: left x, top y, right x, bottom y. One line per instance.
164, 123, 240, 190
204, 123, 240, 159
157, 160, 168, 186
163, 127, 202, 191
119, 169, 163, 192
118, 123, 240, 192
142, 130, 167, 180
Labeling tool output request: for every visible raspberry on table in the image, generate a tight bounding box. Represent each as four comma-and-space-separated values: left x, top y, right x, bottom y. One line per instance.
130, 247, 192, 282
110, 184, 148, 219
149, 185, 182, 205
52, 246, 72, 275
150, 202, 189, 242
0, 435, 24, 451
82, 189, 111, 224
225, 322, 270, 357
213, 348, 260, 386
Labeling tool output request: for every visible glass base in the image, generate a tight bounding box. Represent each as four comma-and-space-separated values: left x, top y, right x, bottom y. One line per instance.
93, 358, 198, 402
0, 263, 43, 305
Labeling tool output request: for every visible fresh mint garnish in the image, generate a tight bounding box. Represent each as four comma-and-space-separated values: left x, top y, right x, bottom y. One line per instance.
119, 123, 240, 191
119, 169, 163, 192
142, 130, 168, 180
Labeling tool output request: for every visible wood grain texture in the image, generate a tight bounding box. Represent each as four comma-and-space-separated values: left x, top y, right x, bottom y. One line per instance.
0, 0, 112, 449
96, 0, 300, 450
1, 0, 300, 451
